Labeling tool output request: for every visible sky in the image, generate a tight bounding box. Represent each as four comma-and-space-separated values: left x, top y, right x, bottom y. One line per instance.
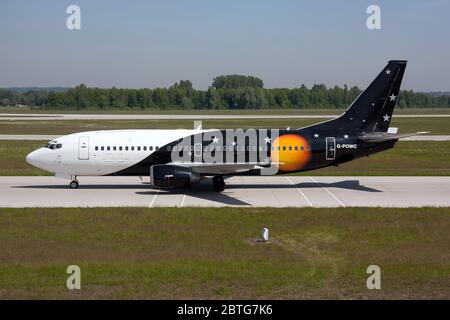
0, 0, 449, 91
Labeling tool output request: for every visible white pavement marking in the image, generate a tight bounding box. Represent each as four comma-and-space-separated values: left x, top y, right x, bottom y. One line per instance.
180, 189, 187, 207
285, 176, 313, 207
400, 135, 450, 141
0, 135, 57, 140
309, 176, 346, 207
149, 189, 160, 208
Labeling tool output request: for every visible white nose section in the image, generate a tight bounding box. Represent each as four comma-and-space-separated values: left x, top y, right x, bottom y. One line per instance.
26, 150, 38, 166
26, 148, 54, 172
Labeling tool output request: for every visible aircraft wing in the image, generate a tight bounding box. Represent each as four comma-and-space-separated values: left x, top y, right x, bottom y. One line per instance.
170, 161, 282, 175
358, 131, 429, 142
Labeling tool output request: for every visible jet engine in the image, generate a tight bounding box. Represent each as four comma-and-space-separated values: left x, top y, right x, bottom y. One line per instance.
150, 164, 201, 188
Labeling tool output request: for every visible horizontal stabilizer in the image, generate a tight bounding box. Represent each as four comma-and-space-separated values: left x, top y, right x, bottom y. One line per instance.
359, 131, 429, 142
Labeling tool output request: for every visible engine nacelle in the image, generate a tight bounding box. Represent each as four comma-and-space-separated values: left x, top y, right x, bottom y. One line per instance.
150, 164, 201, 188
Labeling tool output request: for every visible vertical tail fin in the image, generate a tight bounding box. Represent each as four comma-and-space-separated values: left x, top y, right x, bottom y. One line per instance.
307, 61, 407, 134
345, 60, 407, 132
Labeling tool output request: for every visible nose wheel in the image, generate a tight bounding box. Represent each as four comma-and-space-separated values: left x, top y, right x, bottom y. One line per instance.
212, 176, 225, 192
69, 180, 79, 189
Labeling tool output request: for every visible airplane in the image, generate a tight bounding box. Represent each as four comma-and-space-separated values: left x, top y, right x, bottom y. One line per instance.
26, 60, 423, 192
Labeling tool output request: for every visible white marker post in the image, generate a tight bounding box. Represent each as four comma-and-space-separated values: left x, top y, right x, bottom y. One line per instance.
261, 227, 269, 242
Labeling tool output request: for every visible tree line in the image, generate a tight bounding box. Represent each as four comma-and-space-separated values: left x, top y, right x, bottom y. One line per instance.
1, 75, 449, 109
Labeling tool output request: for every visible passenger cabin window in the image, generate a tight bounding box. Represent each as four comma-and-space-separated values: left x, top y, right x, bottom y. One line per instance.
95, 146, 98, 151
107, 146, 110, 151
101, 147, 104, 151
149, 146, 153, 151
137, 146, 141, 151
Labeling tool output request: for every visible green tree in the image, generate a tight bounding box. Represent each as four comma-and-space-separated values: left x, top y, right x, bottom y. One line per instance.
212, 75, 264, 89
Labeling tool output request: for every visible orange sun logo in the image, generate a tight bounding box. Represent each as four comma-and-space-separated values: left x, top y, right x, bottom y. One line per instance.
271, 134, 311, 172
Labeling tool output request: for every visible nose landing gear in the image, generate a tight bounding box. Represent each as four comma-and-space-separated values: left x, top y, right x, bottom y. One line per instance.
69, 177, 79, 189
212, 176, 225, 192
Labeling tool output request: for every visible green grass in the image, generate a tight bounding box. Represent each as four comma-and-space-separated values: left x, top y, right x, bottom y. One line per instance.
1, 116, 450, 135
0, 207, 448, 299
0, 140, 48, 175
3, 119, 328, 135
1, 140, 449, 176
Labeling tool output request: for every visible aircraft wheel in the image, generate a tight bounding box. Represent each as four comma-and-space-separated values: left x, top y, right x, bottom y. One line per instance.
212, 176, 225, 192
69, 180, 79, 189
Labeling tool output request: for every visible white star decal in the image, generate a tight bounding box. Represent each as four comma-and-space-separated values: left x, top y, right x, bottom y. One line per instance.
212, 137, 219, 143
231, 141, 236, 146
383, 114, 390, 122
314, 134, 319, 138
264, 137, 271, 144
386, 69, 391, 75
389, 94, 397, 101
344, 134, 349, 139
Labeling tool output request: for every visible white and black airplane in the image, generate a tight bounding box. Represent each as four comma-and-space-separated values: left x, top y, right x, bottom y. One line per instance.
26, 60, 422, 191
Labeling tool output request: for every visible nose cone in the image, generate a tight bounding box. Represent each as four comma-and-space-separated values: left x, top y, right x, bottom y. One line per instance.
26, 150, 39, 166
26, 148, 54, 172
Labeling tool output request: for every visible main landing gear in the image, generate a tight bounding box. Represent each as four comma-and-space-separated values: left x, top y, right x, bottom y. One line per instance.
212, 176, 225, 192
69, 177, 79, 189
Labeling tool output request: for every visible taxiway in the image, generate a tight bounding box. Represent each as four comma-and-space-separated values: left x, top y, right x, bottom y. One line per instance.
1, 176, 449, 208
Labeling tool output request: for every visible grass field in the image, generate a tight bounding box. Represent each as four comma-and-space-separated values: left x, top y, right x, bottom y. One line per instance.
1, 140, 449, 176
1, 116, 450, 135
0, 207, 448, 299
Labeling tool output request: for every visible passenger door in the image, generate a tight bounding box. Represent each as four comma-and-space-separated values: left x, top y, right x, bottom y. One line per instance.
78, 136, 89, 160
194, 143, 202, 159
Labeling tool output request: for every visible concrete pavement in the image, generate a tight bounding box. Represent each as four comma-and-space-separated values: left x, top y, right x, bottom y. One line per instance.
1, 176, 449, 208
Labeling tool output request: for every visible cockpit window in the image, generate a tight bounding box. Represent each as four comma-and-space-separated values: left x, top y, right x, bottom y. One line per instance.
44, 141, 62, 150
